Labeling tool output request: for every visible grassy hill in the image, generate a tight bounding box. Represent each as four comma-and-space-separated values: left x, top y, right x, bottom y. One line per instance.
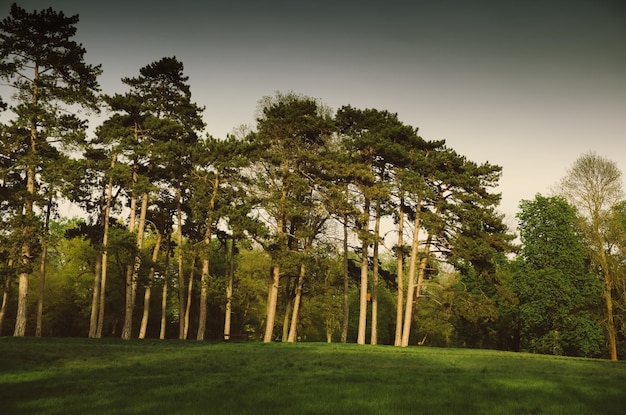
1, 337, 624, 414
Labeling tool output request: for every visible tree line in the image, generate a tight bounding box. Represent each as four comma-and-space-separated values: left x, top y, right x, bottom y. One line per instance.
1, 4, 624, 360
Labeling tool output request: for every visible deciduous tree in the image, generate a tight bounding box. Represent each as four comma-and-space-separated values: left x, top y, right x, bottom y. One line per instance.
558, 152, 624, 360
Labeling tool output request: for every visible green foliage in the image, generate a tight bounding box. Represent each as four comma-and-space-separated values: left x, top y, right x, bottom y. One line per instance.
0, 2, 533, 348
513, 194, 604, 357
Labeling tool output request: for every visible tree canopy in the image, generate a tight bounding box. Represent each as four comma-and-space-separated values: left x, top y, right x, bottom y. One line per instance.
1, 4, 624, 360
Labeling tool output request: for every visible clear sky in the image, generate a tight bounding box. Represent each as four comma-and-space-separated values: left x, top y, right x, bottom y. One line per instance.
4, 0, 626, 228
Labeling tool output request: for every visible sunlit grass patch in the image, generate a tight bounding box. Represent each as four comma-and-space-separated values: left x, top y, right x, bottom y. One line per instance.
1, 338, 625, 415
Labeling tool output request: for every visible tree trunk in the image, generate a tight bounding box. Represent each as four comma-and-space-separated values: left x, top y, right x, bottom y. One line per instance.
95, 156, 116, 338
264, 177, 286, 343
281, 277, 293, 342
14, 64, 39, 337
122, 191, 147, 340
139, 232, 162, 339
223, 238, 235, 341
160, 233, 172, 340
184, 251, 196, 340
357, 197, 370, 345
197, 256, 209, 341
401, 199, 422, 347
604, 281, 618, 361
36, 193, 53, 337
14, 139, 37, 337
176, 186, 186, 340
412, 235, 433, 331
394, 197, 405, 346
282, 299, 291, 342
598, 248, 618, 360
287, 263, 306, 342
264, 263, 280, 342
341, 216, 350, 343
197, 173, 219, 340
89, 236, 103, 338
0, 261, 13, 336
370, 200, 381, 345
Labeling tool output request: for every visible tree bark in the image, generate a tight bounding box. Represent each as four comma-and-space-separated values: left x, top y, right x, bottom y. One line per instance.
88, 229, 103, 338
598, 248, 618, 360
287, 263, 306, 342
401, 198, 422, 347
394, 197, 405, 346
0, 260, 13, 336
176, 186, 186, 340
139, 232, 162, 339
14, 63, 40, 337
223, 238, 235, 341
197, 173, 219, 340
264, 263, 280, 342
357, 197, 370, 345
412, 235, 433, 335
14, 111, 38, 337
36, 193, 53, 337
184, 252, 195, 340
122, 191, 148, 340
197, 253, 209, 340
94, 155, 116, 338
370, 200, 381, 345
159, 233, 172, 340
264, 172, 287, 343
281, 277, 294, 342
341, 216, 350, 343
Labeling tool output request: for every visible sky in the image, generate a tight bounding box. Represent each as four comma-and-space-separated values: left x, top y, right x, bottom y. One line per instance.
3, 0, 626, 229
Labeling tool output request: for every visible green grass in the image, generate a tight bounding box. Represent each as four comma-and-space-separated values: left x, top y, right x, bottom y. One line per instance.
1, 338, 625, 415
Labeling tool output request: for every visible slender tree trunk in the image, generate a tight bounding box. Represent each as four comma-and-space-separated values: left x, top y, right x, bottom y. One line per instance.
176, 186, 186, 340
281, 299, 291, 342
160, 233, 172, 340
287, 263, 306, 342
604, 280, 618, 361
264, 175, 286, 343
281, 278, 294, 342
122, 191, 147, 340
14, 131, 37, 337
394, 197, 405, 346
598, 248, 618, 360
413, 235, 433, 325
88, 200, 103, 338
139, 232, 162, 339
223, 238, 235, 340
197, 174, 219, 340
14, 64, 40, 337
341, 217, 350, 344
357, 197, 370, 345
0, 260, 13, 336
36, 193, 53, 337
95, 156, 116, 338
370, 200, 381, 345
183, 253, 195, 339
401, 198, 422, 347
264, 263, 281, 343
197, 254, 209, 341
14, 172, 36, 336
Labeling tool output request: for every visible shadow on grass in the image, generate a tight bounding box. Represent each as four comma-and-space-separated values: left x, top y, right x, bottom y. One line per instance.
1, 338, 625, 415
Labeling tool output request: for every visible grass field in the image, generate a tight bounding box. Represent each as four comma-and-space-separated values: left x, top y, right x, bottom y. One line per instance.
1, 337, 625, 415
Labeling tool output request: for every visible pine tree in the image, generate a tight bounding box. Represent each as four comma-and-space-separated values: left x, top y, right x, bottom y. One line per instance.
0, 3, 101, 335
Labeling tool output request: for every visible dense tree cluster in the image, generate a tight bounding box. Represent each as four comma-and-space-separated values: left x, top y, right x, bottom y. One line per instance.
1, 4, 625, 359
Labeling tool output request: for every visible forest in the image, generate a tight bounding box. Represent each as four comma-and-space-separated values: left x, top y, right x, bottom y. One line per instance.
1, 4, 625, 361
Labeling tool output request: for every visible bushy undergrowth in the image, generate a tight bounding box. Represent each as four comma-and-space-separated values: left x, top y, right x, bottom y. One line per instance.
1, 338, 625, 415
